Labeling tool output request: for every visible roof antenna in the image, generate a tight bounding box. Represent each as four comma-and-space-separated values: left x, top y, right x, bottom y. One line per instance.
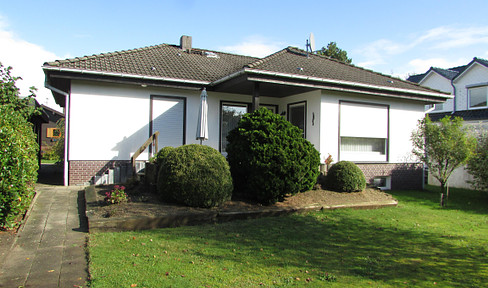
306, 33, 316, 58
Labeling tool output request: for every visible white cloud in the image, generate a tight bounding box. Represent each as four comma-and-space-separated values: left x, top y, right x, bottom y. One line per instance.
0, 16, 63, 111
408, 57, 469, 74
419, 26, 488, 49
354, 25, 488, 77
219, 35, 286, 58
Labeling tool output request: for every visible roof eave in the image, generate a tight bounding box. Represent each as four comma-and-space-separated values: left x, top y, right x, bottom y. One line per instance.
241, 68, 451, 101
43, 66, 210, 86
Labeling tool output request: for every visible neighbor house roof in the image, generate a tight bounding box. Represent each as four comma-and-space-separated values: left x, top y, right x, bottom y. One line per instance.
408, 57, 488, 84
44, 38, 450, 106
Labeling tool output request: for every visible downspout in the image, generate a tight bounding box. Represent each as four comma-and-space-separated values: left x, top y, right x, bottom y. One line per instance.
451, 79, 456, 114
44, 80, 70, 186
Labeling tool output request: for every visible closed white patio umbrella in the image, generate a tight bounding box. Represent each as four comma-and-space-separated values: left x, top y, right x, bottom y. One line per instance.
196, 88, 209, 144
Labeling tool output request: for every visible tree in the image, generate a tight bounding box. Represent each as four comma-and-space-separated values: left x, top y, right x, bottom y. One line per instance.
317, 42, 352, 64
411, 115, 476, 205
467, 132, 488, 192
0, 63, 38, 118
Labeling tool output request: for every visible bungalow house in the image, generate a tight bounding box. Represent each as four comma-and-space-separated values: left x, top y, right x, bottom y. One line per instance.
43, 36, 450, 188
408, 57, 488, 188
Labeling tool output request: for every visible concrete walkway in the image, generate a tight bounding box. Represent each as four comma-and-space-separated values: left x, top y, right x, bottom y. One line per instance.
0, 184, 88, 287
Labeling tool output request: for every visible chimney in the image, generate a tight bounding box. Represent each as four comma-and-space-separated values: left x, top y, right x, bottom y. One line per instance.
180, 35, 192, 52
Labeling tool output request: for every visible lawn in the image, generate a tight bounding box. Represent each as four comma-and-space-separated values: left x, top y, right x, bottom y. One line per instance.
88, 186, 488, 287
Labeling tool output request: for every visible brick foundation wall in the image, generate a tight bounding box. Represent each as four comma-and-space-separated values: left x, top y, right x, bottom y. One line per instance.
356, 163, 424, 190
69, 160, 132, 186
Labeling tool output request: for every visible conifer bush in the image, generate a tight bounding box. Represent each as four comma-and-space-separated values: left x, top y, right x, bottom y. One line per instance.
226, 107, 320, 204
157, 144, 233, 208
326, 161, 366, 192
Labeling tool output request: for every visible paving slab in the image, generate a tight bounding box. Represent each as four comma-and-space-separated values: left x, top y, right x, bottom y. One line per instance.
0, 184, 88, 288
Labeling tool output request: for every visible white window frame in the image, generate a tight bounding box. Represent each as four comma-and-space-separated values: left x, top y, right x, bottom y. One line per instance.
287, 101, 307, 138
373, 176, 391, 190
468, 85, 488, 110
339, 101, 389, 163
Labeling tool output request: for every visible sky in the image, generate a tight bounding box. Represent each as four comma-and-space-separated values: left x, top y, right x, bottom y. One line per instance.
1, 0, 488, 111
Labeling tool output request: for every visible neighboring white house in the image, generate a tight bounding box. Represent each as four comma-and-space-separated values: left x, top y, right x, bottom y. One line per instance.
408, 57, 488, 189
44, 36, 450, 187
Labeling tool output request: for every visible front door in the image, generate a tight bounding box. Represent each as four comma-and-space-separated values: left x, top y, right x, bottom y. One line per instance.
288, 101, 306, 138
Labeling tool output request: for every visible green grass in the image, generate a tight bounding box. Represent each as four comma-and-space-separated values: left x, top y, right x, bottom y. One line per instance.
40, 159, 58, 164
88, 186, 488, 287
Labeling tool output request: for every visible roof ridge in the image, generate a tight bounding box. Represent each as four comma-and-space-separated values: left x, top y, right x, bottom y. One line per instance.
292, 46, 422, 88
245, 48, 289, 68
44, 43, 171, 66
44, 42, 259, 67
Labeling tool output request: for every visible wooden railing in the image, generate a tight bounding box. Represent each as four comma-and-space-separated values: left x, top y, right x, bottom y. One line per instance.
131, 131, 159, 176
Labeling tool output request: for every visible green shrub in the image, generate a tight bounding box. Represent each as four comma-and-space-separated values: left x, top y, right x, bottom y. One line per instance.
157, 144, 233, 208
226, 107, 320, 204
0, 63, 39, 229
467, 132, 488, 192
326, 161, 366, 192
0, 106, 39, 229
146, 146, 174, 193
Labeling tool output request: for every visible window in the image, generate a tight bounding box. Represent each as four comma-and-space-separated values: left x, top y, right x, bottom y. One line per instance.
288, 102, 306, 138
468, 86, 488, 109
151, 96, 186, 148
373, 176, 391, 190
339, 101, 389, 162
220, 102, 249, 153
47, 128, 61, 138
434, 103, 444, 111
341, 137, 386, 155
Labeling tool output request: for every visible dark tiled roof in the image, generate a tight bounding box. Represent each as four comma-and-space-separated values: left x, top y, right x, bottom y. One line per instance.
44, 44, 259, 83
428, 108, 488, 121
44, 42, 445, 96
248, 47, 438, 93
432, 67, 460, 80
474, 57, 488, 68
408, 57, 488, 83
407, 72, 427, 83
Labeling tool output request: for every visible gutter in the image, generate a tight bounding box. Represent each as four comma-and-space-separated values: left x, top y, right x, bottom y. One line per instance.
210, 68, 451, 100
43, 66, 210, 86
451, 79, 457, 114
244, 69, 451, 99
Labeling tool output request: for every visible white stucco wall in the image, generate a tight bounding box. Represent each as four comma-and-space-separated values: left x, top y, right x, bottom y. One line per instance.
69, 81, 202, 161
420, 72, 454, 112
278, 90, 322, 152
69, 80, 283, 161
453, 63, 488, 111
69, 80, 426, 169
320, 91, 424, 164
428, 165, 474, 189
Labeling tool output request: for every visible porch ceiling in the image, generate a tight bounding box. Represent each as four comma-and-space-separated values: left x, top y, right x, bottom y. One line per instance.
210, 74, 314, 97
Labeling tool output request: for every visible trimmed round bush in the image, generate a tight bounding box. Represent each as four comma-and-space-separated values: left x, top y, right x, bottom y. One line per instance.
157, 144, 233, 208
326, 161, 366, 192
226, 107, 320, 205
151, 146, 174, 168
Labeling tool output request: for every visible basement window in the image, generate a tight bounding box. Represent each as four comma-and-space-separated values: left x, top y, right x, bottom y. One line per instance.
373, 176, 391, 190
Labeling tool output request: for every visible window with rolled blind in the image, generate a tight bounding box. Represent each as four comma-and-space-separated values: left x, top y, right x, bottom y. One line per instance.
151, 96, 186, 149
339, 101, 389, 162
